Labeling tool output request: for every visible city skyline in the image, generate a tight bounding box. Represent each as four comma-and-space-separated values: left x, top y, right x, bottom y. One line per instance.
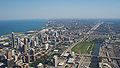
0, 0, 120, 68
0, 0, 120, 20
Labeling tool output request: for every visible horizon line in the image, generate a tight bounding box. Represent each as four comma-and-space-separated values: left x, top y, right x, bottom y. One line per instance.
0, 18, 120, 21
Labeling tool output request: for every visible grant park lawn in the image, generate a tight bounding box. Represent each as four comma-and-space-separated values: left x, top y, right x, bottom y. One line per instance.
72, 40, 95, 54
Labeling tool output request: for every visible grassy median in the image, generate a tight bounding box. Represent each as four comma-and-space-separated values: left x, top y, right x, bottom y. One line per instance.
72, 40, 95, 54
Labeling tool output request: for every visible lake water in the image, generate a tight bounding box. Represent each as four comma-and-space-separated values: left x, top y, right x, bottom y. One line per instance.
0, 19, 47, 36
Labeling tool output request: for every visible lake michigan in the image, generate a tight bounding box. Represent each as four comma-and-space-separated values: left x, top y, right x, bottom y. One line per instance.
0, 19, 47, 36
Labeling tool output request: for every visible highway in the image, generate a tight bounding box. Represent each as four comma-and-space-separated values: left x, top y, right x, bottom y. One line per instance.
87, 22, 103, 34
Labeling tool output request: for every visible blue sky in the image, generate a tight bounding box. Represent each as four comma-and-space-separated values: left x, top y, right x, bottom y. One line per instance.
0, 0, 120, 20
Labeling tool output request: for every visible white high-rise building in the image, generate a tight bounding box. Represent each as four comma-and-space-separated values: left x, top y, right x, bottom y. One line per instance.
37, 63, 43, 68
34, 41, 37, 46
36, 36, 39, 45
45, 43, 49, 50
53, 55, 58, 67
11, 50, 15, 56
16, 37, 20, 45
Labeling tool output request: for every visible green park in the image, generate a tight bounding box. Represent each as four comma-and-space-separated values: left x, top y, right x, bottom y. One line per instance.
72, 40, 95, 54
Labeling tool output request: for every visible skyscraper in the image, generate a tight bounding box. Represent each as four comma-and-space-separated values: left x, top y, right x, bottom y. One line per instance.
23, 45, 27, 54
53, 55, 58, 67
37, 63, 43, 68
35, 36, 39, 45
11, 32, 15, 48
6, 50, 12, 59
16, 37, 20, 49
24, 38, 28, 45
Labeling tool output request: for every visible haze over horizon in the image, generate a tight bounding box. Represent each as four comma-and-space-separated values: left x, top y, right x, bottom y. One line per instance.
0, 0, 120, 20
